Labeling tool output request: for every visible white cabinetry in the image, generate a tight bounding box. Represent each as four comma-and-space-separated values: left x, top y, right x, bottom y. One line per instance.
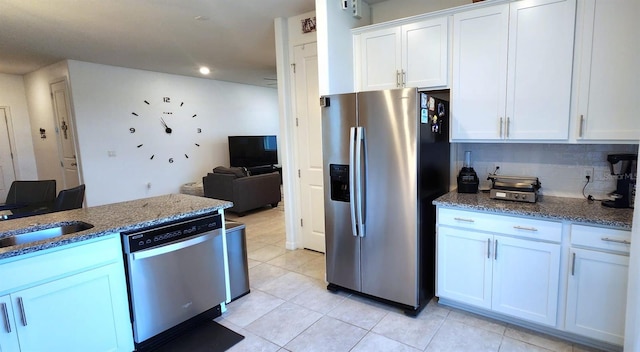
354, 16, 448, 91
565, 224, 630, 346
0, 235, 134, 352
574, 0, 640, 142
0, 294, 19, 352
436, 208, 561, 326
451, 0, 576, 141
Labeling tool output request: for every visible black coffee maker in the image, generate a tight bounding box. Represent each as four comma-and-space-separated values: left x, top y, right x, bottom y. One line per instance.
602, 153, 637, 208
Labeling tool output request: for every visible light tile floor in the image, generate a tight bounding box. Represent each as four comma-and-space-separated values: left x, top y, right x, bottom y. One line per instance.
218, 205, 605, 352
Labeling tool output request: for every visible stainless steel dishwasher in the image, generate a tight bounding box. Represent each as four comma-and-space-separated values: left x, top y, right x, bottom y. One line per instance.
122, 212, 226, 350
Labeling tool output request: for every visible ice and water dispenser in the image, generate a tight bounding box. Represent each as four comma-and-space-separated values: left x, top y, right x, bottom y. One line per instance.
329, 164, 350, 202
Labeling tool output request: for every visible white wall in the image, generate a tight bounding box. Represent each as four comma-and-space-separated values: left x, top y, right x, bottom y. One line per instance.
0, 73, 38, 180
369, 0, 469, 24
453, 143, 638, 198
23, 61, 71, 188
625, 144, 640, 350
63, 60, 279, 206
316, 0, 371, 95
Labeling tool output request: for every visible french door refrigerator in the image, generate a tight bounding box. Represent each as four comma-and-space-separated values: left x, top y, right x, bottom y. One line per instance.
321, 88, 450, 315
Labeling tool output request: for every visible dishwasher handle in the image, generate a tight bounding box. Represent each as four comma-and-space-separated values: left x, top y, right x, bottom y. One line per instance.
131, 231, 220, 260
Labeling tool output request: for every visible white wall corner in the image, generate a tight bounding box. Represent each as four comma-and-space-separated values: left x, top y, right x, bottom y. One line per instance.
275, 17, 301, 250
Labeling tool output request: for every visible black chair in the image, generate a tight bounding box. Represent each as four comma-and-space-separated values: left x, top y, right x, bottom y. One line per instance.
53, 184, 86, 211
1, 180, 57, 211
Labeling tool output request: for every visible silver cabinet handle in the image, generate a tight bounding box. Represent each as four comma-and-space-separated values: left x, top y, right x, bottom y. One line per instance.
17, 297, 27, 326
1, 302, 11, 333
487, 238, 491, 259
401, 70, 406, 87
601, 237, 631, 245
499, 117, 503, 138
396, 70, 401, 87
578, 115, 585, 138
494, 239, 498, 260
571, 252, 576, 276
506, 117, 510, 138
513, 225, 538, 232
453, 217, 475, 223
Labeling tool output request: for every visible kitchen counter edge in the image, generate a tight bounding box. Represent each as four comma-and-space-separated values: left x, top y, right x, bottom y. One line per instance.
0, 194, 233, 261
433, 192, 633, 230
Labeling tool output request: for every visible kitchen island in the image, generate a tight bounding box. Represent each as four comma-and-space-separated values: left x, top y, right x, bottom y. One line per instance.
434, 191, 633, 351
0, 194, 233, 352
0, 193, 232, 260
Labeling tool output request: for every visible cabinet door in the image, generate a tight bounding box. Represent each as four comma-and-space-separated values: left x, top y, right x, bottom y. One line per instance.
491, 236, 560, 326
451, 4, 509, 140
506, 0, 574, 140
565, 248, 628, 345
436, 226, 492, 309
402, 17, 448, 88
575, 0, 640, 141
0, 294, 19, 352
358, 27, 402, 91
13, 264, 134, 352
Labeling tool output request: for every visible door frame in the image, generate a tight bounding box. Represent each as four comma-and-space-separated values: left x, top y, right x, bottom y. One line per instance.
49, 78, 82, 190
0, 106, 18, 196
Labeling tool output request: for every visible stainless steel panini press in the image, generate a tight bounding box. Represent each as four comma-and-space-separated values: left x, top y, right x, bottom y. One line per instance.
488, 174, 541, 203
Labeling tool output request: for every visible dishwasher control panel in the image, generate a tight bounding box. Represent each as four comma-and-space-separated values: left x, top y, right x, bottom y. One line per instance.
122, 213, 222, 253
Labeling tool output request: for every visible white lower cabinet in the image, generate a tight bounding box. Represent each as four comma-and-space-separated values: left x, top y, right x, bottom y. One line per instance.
565, 225, 631, 346
0, 235, 134, 352
436, 209, 561, 326
437, 208, 631, 347
0, 294, 20, 352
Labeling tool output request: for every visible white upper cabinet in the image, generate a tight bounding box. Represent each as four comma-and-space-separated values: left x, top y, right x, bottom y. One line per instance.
356, 27, 402, 91
451, 0, 576, 141
354, 16, 449, 91
574, 0, 640, 142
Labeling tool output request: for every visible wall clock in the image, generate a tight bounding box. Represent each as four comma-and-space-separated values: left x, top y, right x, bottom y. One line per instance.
129, 96, 201, 163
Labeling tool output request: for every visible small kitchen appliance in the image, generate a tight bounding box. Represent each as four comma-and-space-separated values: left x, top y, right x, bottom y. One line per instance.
488, 174, 541, 203
602, 153, 637, 209
457, 151, 479, 193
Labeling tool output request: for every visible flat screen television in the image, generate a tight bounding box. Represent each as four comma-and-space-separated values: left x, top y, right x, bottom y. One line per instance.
228, 135, 278, 168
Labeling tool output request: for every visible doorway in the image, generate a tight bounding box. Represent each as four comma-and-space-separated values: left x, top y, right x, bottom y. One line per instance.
50, 80, 80, 189
0, 107, 17, 200
292, 42, 325, 253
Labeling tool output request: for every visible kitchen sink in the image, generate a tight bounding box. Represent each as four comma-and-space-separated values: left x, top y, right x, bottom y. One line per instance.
0, 221, 94, 248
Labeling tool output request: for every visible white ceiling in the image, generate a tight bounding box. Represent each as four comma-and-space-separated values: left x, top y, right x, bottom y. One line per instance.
0, 0, 320, 88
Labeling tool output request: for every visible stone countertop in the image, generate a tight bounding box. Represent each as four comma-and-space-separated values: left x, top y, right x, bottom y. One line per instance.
433, 191, 634, 230
0, 194, 233, 261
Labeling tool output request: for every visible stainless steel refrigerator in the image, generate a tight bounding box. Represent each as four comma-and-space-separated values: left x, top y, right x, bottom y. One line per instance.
321, 88, 450, 315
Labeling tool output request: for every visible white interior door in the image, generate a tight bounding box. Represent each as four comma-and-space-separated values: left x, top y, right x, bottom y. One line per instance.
50, 80, 80, 189
293, 43, 325, 253
0, 107, 17, 201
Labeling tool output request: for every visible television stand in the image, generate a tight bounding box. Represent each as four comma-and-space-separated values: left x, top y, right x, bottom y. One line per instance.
247, 165, 282, 184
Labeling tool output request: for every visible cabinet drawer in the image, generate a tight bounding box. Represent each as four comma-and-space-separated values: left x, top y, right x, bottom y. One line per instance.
438, 207, 562, 242
571, 224, 631, 254
0, 234, 122, 293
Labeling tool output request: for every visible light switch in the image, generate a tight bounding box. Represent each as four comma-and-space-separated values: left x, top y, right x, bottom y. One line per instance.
108, 151, 116, 157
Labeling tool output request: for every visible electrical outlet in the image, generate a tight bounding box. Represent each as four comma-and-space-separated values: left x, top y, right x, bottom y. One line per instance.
584, 167, 594, 179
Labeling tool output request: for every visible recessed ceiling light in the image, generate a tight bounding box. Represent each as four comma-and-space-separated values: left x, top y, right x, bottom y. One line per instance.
199, 67, 210, 75
194, 16, 209, 21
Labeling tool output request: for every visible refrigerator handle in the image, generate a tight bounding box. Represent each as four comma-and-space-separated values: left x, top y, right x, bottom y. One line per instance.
349, 127, 358, 237
356, 127, 366, 237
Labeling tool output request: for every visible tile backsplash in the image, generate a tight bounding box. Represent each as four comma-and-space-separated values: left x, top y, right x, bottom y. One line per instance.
452, 143, 639, 199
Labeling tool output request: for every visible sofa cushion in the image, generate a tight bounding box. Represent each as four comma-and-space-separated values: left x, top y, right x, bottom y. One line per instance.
213, 166, 247, 178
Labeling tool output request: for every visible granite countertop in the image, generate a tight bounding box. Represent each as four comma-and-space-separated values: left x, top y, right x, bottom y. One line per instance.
433, 191, 634, 230
0, 194, 233, 261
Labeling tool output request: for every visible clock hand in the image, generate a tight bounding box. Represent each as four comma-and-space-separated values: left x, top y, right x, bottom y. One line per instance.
161, 118, 172, 134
